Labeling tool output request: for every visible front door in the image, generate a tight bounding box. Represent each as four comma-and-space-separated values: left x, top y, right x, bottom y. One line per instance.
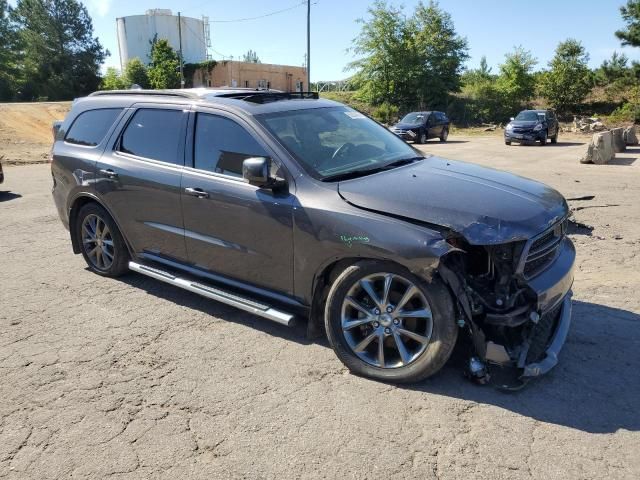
96, 104, 189, 261
180, 110, 294, 295
426, 114, 438, 139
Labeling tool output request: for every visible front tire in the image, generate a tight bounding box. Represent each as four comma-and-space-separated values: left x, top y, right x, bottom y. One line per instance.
324, 261, 458, 383
539, 130, 547, 146
76, 203, 129, 277
417, 131, 427, 144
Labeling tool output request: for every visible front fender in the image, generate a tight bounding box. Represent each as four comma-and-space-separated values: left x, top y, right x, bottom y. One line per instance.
292, 192, 451, 304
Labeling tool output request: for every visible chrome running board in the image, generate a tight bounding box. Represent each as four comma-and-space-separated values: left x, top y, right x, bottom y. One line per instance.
128, 261, 295, 327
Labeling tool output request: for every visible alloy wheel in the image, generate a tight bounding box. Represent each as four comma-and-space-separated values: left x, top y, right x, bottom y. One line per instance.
340, 273, 433, 368
81, 214, 115, 270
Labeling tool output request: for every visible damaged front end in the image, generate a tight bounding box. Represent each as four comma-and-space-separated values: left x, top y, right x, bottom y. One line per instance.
439, 218, 575, 389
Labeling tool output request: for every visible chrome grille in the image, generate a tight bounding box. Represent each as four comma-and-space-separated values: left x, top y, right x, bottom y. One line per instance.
523, 220, 567, 278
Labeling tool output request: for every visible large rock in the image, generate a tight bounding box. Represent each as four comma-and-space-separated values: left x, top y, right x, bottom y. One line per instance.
579, 131, 615, 165
611, 128, 626, 152
623, 125, 638, 145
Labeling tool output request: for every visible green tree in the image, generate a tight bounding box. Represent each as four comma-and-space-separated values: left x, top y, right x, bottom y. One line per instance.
596, 51, 629, 84
616, 0, 640, 47
496, 46, 537, 107
348, 1, 414, 107
242, 49, 261, 63
539, 39, 592, 114
124, 58, 149, 88
148, 39, 180, 89
348, 0, 468, 111
461, 56, 493, 85
410, 0, 469, 110
100, 67, 126, 90
11, 0, 107, 100
0, 0, 21, 100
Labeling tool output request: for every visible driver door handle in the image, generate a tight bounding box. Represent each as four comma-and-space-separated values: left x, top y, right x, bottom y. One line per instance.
99, 168, 118, 179
185, 187, 209, 198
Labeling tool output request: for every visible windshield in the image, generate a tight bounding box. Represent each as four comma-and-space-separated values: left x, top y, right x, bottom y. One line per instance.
515, 111, 543, 122
257, 106, 422, 180
400, 112, 427, 124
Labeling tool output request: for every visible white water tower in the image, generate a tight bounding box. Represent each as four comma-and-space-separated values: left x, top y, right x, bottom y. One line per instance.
116, 9, 209, 70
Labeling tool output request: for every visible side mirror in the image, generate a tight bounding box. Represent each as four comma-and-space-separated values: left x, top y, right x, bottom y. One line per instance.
243, 157, 273, 187
52, 120, 63, 140
242, 157, 271, 187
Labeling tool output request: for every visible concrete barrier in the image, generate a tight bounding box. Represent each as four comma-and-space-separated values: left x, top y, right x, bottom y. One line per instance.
623, 125, 638, 145
611, 128, 626, 152
580, 131, 615, 165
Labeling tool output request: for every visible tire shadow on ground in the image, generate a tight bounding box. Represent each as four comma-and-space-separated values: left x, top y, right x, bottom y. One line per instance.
416, 300, 640, 434
0, 191, 22, 202
118, 271, 639, 434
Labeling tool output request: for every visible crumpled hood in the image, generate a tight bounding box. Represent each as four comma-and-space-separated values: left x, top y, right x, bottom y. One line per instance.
338, 157, 568, 245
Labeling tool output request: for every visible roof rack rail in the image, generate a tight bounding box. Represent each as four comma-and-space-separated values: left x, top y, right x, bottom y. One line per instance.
89, 89, 198, 99
215, 91, 319, 104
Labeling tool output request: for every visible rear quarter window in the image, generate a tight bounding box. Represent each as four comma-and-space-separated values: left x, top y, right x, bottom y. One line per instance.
65, 108, 123, 146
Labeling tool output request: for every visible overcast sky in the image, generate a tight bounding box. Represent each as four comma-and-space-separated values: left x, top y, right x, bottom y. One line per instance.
79, 0, 640, 81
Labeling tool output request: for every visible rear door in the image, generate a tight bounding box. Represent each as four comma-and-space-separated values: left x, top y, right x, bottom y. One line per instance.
180, 108, 294, 295
95, 104, 189, 261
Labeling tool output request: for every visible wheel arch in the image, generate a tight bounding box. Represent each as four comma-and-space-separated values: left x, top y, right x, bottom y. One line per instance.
68, 193, 134, 257
306, 255, 443, 339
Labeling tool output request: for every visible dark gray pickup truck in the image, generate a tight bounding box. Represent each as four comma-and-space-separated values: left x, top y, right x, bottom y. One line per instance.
51, 89, 574, 387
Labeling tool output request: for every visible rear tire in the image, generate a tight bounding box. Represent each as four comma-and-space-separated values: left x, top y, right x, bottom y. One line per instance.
439, 128, 449, 142
324, 261, 458, 383
76, 203, 129, 277
550, 133, 558, 144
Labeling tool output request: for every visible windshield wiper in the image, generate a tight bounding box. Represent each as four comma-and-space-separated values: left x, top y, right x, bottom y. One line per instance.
381, 156, 425, 168
321, 156, 425, 182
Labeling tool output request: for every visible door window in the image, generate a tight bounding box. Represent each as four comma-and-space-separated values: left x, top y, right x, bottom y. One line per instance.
193, 113, 268, 177
118, 109, 185, 164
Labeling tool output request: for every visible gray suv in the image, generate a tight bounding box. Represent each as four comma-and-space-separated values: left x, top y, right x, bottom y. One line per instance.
52, 89, 575, 386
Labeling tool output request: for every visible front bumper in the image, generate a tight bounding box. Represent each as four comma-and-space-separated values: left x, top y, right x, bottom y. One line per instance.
516, 238, 574, 376
522, 292, 572, 377
392, 129, 417, 141
505, 130, 544, 143
482, 238, 575, 379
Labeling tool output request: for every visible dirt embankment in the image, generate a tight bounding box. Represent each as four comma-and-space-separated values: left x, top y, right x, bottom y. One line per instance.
0, 102, 71, 165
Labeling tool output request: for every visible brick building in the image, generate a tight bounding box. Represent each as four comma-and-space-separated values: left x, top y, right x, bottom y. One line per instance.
190, 60, 308, 92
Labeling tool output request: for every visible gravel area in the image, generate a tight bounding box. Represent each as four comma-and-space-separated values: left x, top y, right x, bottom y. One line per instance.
1, 135, 639, 479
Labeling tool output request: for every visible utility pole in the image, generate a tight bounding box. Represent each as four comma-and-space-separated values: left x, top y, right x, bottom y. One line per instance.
306, 0, 310, 92
178, 12, 184, 88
